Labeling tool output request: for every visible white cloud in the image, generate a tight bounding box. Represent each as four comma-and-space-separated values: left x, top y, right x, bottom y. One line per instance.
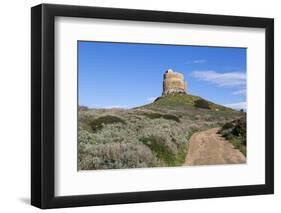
146, 97, 156, 102
193, 59, 207, 64
104, 105, 128, 109
186, 59, 206, 64
224, 102, 247, 111
232, 89, 246, 96
191, 70, 246, 87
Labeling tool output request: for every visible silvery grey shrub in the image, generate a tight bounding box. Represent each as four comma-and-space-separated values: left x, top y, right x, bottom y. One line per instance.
78, 108, 234, 170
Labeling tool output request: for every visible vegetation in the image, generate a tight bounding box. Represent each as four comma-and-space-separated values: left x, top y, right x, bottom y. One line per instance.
194, 99, 210, 109
145, 93, 233, 112
78, 94, 243, 170
140, 112, 180, 122
79, 105, 89, 111
89, 115, 126, 132
148, 93, 201, 108
218, 115, 246, 156
187, 127, 198, 140
162, 114, 181, 122
140, 136, 176, 165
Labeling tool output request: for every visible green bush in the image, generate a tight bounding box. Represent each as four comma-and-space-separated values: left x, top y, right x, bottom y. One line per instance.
194, 99, 210, 109
223, 132, 234, 140
222, 122, 234, 130
141, 112, 162, 119
219, 115, 246, 156
89, 115, 126, 132
141, 112, 180, 122
140, 136, 175, 165
174, 144, 187, 165
162, 114, 180, 122
232, 116, 246, 145
230, 138, 246, 156
187, 128, 198, 140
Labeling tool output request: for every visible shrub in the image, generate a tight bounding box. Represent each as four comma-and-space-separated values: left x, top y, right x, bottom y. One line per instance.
230, 138, 246, 156
223, 132, 234, 140
140, 135, 175, 165
187, 128, 198, 140
194, 99, 210, 109
219, 115, 246, 156
78, 100, 241, 170
141, 112, 180, 122
174, 144, 187, 165
89, 115, 126, 132
232, 116, 246, 145
162, 114, 180, 122
221, 122, 234, 130
78, 142, 160, 170
79, 105, 89, 111
141, 112, 162, 119
79, 128, 96, 144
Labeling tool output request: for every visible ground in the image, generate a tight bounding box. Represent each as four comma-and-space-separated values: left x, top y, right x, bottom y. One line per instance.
185, 127, 246, 166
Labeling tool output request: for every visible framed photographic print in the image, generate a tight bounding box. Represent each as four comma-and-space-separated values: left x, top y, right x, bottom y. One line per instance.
31, 3, 274, 209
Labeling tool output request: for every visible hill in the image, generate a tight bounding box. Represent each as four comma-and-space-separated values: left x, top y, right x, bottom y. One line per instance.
78, 94, 243, 170
142, 93, 235, 112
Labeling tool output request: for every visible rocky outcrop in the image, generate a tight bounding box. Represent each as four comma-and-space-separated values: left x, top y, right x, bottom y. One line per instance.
162, 69, 187, 95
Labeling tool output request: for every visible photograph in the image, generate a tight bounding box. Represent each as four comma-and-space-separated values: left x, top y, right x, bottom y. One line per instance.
78, 41, 247, 170
29, 3, 274, 209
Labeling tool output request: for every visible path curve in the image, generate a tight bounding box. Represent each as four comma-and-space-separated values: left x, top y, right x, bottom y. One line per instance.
185, 127, 246, 166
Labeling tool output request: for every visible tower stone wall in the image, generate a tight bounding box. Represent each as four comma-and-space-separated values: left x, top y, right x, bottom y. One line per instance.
162, 69, 187, 95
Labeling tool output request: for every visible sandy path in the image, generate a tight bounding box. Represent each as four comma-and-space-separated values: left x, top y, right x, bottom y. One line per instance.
185, 127, 246, 166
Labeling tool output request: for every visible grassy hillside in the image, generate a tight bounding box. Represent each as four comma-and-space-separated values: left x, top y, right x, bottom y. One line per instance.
144, 93, 234, 112
78, 94, 243, 170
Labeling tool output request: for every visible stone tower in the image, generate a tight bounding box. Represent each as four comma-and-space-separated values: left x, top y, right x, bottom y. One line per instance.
162, 69, 187, 95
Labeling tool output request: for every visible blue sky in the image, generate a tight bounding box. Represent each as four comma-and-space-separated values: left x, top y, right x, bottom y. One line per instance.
78, 41, 246, 110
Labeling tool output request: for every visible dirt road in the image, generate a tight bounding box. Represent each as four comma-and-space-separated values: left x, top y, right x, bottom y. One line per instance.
185, 127, 246, 166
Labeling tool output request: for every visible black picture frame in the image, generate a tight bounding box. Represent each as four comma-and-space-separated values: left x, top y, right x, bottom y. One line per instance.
31, 3, 274, 209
